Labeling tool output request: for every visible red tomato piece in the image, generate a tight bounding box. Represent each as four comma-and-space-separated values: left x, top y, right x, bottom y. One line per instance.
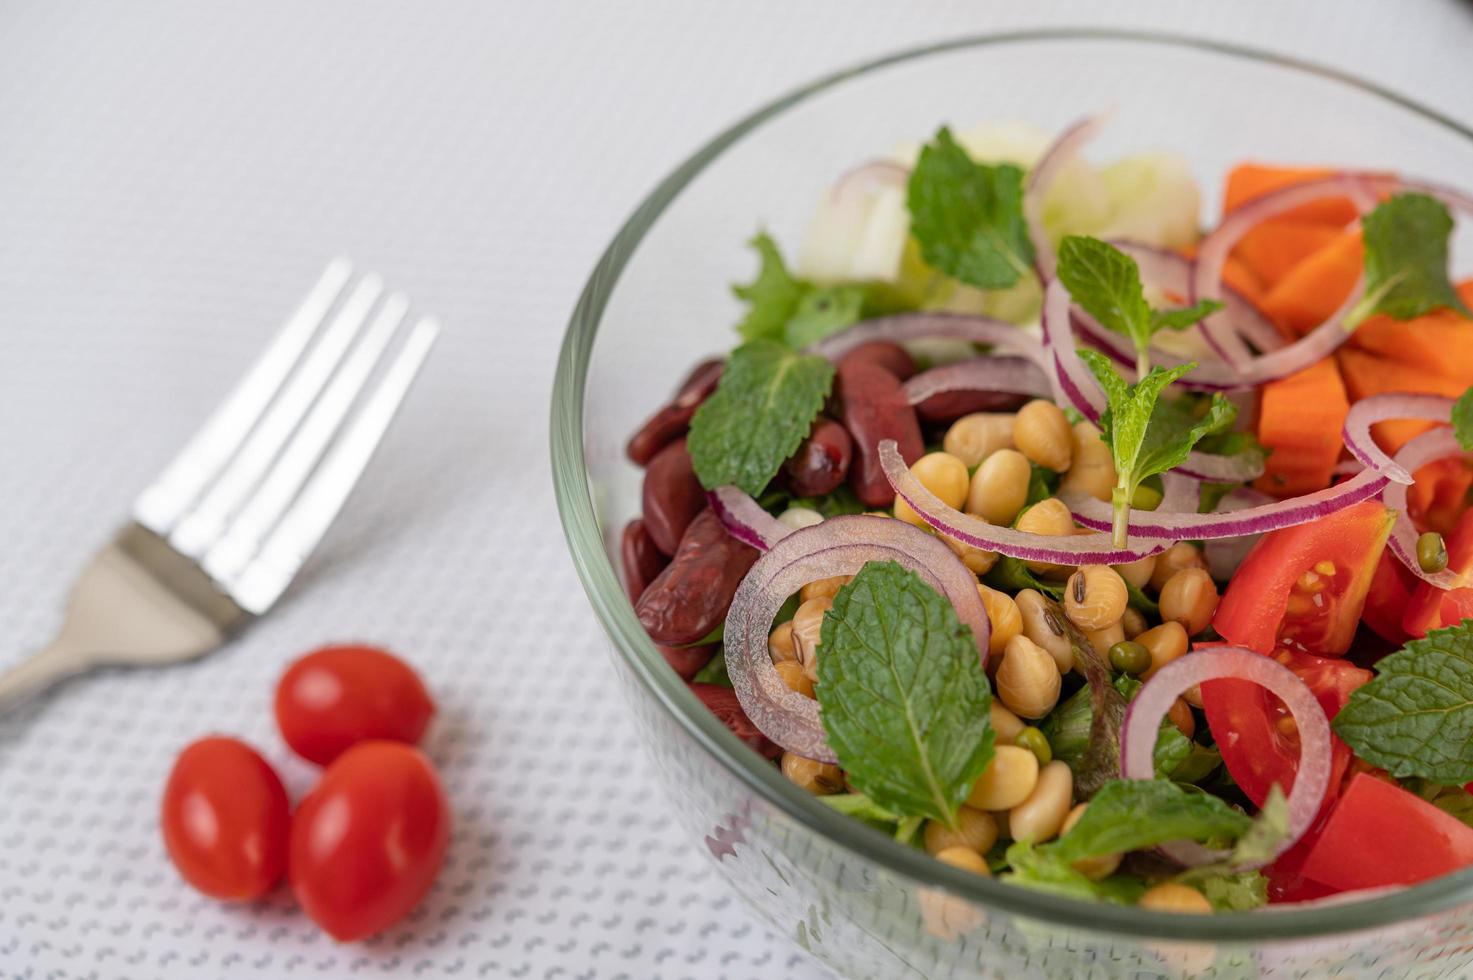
1214, 500, 1393, 656
290, 742, 451, 941
1361, 550, 1417, 645
1201, 649, 1370, 810
1299, 774, 1473, 890
691, 683, 781, 759
275, 645, 435, 765
160, 736, 290, 901
1403, 506, 1473, 638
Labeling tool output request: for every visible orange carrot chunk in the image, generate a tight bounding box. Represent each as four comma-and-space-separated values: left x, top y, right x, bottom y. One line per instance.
1254, 357, 1349, 498
1232, 219, 1345, 293
1223, 163, 1359, 225
1337, 348, 1466, 455
1351, 280, 1473, 385
1259, 232, 1363, 337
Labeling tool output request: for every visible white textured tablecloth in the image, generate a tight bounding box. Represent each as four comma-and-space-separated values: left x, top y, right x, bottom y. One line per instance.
1, 3, 1470, 978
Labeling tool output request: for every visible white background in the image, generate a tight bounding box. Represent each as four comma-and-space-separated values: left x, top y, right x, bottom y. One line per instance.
1, 2, 1470, 979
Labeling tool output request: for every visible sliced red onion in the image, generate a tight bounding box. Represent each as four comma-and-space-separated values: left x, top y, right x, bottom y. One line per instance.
1065, 467, 1386, 541
723, 515, 991, 762
1202, 487, 1274, 579
1156, 471, 1200, 515
1121, 646, 1332, 867
708, 487, 791, 552
1025, 114, 1108, 281
1342, 393, 1455, 485
833, 159, 909, 204
902, 355, 1053, 407
1192, 174, 1388, 368
807, 312, 1047, 369
1385, 427, 1472, 589
1040, 278, 1266, 483
880, 440, 1166, 563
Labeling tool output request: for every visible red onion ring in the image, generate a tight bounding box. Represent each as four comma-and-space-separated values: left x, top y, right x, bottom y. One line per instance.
902, 355, 1053, 406
1385, 427, 1473, 589
723, 515, 991, 762
880, 439, 1167, 563
1065, 467, 1386, 541
1157, 471, 1200, 515
709, 487, 791, 552
1025, 114, 1109, 281
1121, 646, 1332, 868
1202, 487, 1275, 579
807, 312, 1047, 369
1342, 393, 1455, 485
832, 159, 909, 204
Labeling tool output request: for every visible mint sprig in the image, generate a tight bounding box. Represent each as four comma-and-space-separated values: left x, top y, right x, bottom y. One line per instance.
688, 339, 835, 496
1079, 352, 1235, 546
1057, 235, 1222, 377
1351, 193, 1472, 327
1044, 779, 1252, 864
816, 561, 994, 828
907, 127, 1034, 290
1333, 622, 1473, 783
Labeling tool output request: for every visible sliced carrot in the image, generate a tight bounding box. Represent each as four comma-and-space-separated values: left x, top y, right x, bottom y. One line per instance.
1254, 357, 1349, 498
1259, 232, 1363, 336
1223, 163, 1358, 225
1408, 458, 1473, 537
1337, 348, 1465, 453
1232, 219, 1344, 292
1350, 280, 1473, 384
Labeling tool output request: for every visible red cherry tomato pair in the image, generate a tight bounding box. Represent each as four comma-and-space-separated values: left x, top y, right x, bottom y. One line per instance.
160, 645, 448, 941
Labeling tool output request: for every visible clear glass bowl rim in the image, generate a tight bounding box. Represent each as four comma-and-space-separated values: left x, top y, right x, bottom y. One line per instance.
550, 26, 1473, 942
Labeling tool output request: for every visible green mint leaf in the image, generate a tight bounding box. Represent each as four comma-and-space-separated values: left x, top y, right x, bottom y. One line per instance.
1057, 236, 1153, 353
1454, 386, 1473, 452
688, 339, 835, 496
1226, 785, 1290, 868
1432, 787, 1473, 828
733, 233, 805, 342
818, 792, 901, 826
907, 127, 1034, 289
1109, 675, 1203, 779
816, 561, 994, 826
691, 653, 732, 688
983, 557, 1065, 600
1002, 841, 1147, 905
1332, 623, 1473, 783
783, 285, 867, 348
1169, 742, 1223, 784
1150, 299, 1225, 333
1045, 779, 1252, 863
1357, 193, 1472, 323
1135, 391, 1236, 482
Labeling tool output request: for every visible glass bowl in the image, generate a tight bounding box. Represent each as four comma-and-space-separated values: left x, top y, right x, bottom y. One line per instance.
552, 28, 1473, 979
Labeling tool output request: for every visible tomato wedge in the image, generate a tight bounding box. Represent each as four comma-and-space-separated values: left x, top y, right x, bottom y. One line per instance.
1361, 550, 1417, 646
1299, 774, 1473, 890
1214, 500, 1393, 656
1403, 506, 1473, 637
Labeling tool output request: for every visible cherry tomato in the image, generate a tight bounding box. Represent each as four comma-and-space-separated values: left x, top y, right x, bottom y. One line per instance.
290, 741, 450, 941
1403, 506, 1473, 638
1213, 500, 1393, 656
160, 736, 290, 900
275, 645, 434, 765
1299, 773, 1473, 890
1361, 550, 1417, 645
691, 683, 780, 759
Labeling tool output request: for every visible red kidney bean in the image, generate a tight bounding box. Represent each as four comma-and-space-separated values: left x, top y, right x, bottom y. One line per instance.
837, 341, 916, 382
915, 389, 1030, 425
621, 519, 669, 603
642, 437, 706, 556
691, 683, 781, 759
636, 508, 758, 646
659, 643, 715, 682
836, 360, 924, 508
782, 415, 852, 498
626, 358, 724, 466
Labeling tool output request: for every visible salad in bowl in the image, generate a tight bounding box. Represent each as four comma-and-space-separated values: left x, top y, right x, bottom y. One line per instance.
618, 112, 1473, 918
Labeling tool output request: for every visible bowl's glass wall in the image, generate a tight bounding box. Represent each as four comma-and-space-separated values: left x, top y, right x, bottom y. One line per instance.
561, 33, 1473, 978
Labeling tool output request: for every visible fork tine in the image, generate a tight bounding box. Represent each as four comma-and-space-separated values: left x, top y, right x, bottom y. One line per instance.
201, 292, 410, 583
225, 318, 441, 614
170, 273, 384, 557
133, 258, 352, 534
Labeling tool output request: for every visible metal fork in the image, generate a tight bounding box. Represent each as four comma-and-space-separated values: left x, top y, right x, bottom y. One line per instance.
0, 260, 440, 714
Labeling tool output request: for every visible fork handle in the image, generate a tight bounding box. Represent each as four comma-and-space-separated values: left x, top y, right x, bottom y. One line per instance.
0, 642, 92, 715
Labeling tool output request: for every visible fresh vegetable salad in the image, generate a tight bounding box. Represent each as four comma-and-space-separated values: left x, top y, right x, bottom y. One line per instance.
620, 116, 1473, 914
